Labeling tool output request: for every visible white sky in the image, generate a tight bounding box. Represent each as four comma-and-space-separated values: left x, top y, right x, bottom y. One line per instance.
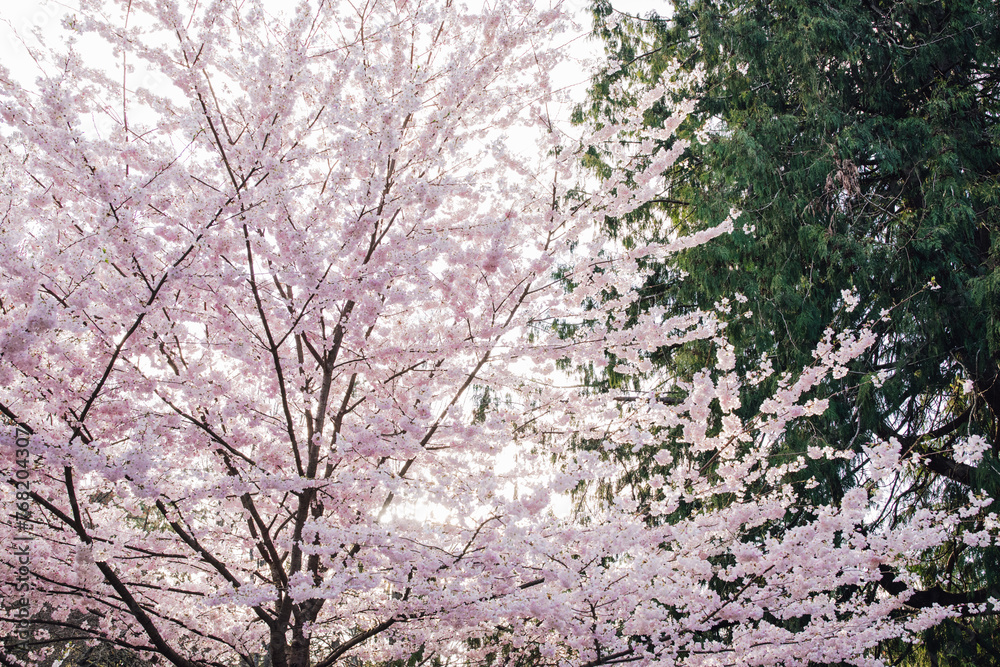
0, 0, 665, 94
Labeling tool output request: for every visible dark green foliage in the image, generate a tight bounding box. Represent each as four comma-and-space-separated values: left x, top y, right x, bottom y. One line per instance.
582, 0, 1000, 663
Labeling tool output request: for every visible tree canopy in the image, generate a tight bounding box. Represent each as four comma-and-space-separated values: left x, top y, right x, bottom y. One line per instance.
0, 1, 998, 666
582, 0, 1000, 662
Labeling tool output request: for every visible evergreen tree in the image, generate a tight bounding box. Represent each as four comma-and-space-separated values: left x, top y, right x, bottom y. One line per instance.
581, 0, 1000, 663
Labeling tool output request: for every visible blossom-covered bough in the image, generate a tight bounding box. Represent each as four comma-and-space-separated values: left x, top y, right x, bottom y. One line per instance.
0, 1, 994, 666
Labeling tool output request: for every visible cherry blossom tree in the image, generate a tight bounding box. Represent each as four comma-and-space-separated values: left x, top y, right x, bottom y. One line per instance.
0, 1, 995, 667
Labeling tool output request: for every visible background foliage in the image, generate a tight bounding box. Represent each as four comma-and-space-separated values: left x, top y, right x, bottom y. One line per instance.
581, 0, 1000, 663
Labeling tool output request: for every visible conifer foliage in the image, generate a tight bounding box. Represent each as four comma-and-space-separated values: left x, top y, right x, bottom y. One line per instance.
583, 0, 1000, 663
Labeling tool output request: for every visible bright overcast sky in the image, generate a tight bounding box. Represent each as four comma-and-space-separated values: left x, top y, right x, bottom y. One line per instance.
0, 1, 666, 92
